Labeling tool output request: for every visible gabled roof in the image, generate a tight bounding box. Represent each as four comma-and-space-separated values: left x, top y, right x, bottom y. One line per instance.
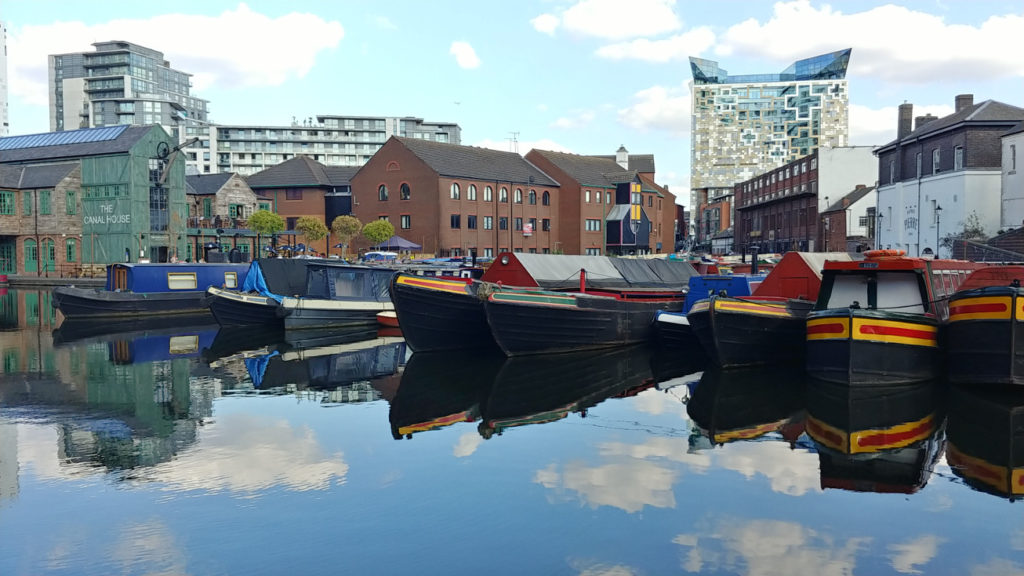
590, 153, 655, 173
823, 185, 876, 213
186, 173, 233, 196
395, 137, 558, 186
0, 163, 78, 189
246, 155, 352, 188
0, 125, 155, 163
878, 100, 1024, 150
530, 149, 649, 190
1005, 121, 1024, 138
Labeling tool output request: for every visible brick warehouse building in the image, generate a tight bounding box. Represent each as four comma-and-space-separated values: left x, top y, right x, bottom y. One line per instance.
350, 137, 559, 258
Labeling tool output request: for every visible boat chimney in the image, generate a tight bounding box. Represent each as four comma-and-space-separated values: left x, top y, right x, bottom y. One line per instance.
579, 268, 587, 293
750, 246, 759, 275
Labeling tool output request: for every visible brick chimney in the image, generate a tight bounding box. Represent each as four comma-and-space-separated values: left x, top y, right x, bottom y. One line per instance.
955, 94, 974, 112
915, 114, 938, 130
615, 145, 629, 169
898, 103, 913, 139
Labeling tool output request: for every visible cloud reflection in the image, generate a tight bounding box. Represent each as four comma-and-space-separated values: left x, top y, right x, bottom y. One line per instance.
453, 432, 483, 458
888, 535, 942, 574
535, 460, 677, 513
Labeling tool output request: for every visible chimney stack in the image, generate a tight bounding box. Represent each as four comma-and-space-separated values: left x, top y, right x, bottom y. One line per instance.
898, 103, 913, 140
915, 114, 938, 131
615, 145, 629, 169
955, 94, 974, 112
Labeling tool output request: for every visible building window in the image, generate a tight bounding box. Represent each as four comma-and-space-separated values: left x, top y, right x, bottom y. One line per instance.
467, 215, 478, 229
648, 196, 653, 207
450, 183, 460, 200
203, 198, 213, 218
378, 184, 388, 201
916, 152, 922, 178
468, 185, 477, 201
379, 215, 390, 222
586, 248, 601, 255
499, 217, 508, 230
65, 238, 77, 262
258, 202, 270, 212
483, 216, 493, 230
889, 160, 896, 183
286, 217, 298, 230
528, 218, 537, 232
286, 189, 302, 200
585, 190, 591, 203
400, 183, 411, 200
514, 189, 523, 204
22, 191, 32, 215
954, 146, 964, 170
66, 190, 76, 215
585, 219, 602, 231
1011, 144, 1017, 171
40, 190, 52, 214
484, 186, 492, 202
483, 248, 493, 258
606, 192, 611, 204
23, 239, 37, 268
450, 214, 460, 228
400, 215, 411, 229
542, 218, 550, 231
542, 191, 550, 206
499, 187, 508, 202
514, 217, 523, 231
528, 190, 536, 205
932, 149, 940, 174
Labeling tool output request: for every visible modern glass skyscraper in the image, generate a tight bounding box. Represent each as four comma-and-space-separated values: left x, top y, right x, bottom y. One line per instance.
48, 41, 209, 137
689, 49, 851, 211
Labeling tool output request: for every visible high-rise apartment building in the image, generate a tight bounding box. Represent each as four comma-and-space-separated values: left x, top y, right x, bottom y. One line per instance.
48, 41, 209, 137
1, 21, 8, 136
182, 115, 461, 175
689, 49, 851, 245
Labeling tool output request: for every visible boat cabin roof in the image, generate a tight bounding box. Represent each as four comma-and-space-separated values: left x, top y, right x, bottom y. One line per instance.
957, 265, 1024, 291
482, 252, 697, 290
105, 262, 248, 292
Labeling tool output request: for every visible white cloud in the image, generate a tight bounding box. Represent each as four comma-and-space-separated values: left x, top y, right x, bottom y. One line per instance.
617, 84, 691, 135
716, 1, 1024, 83
373, 15, 398, 30
596, 27, 715, 62
888, 535, 943, 574
449, 41, 481, 69
531, 13, 560, 35
849, 103, 954, 146
453, 432, 483, 457
475, 137, 574, 155
6, 3, 344, 106
551, 110, 596, 130
968, 557, 1024, 576
559, 0, 681, 40
713, 441, 821, 496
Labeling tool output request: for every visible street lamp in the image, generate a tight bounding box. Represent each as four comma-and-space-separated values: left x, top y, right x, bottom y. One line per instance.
935, 204, 943, 258
877, 212, 885, 250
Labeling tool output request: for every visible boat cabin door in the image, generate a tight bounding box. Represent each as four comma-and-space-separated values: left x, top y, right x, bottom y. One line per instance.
114, 267, 129, 291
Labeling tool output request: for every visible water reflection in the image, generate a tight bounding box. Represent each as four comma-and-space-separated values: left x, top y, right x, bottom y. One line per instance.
806, 379, 944, 494
946, 384, 1024, 499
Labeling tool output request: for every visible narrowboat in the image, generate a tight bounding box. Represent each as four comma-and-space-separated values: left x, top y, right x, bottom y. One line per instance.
946, 384, 1024, 499
806, 378, 943, 494
687, 252, 847, 367
53, 319, 219, 363
53, 262, 248, 319
654, 272, 767, 350
389, 252, 697, 353
946, 266, 1024, 385
805, 249, 986, 385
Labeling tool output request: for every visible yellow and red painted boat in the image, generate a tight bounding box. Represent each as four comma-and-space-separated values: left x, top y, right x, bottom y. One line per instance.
946, 384, 1024, 499
946, 266, 1024, 385
805, 249, 986, 385
687, 295, 812, 367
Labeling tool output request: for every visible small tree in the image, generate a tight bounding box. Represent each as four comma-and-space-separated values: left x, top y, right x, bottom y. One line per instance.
362, 219, 396, 248
248, 210, 285, 257
331, 215, 362, 260
940, 211, 987, 258
295, 216, 329, 255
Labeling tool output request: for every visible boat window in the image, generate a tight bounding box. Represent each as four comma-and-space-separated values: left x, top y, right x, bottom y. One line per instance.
332, 272, 363, 298
169, 335, 199, 354
825, 274, 870, 309
168, 272, 198, 290
224, 272, 238, 289
875, 272, 925, 313
943, 272, 954, 296
930, 272, 945, 299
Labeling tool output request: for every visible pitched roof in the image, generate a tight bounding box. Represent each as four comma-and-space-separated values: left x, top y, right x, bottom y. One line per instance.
245, 155, 352, 188
1005, 121, 1024, 138
590, 153, 656, 173
186, 173, 234, 195
395, 137, 558, 186
530, 149, 645, 189
0, 125, 155, 163
823, 185, 876, 213
879, 100, 1024, 150
0, 163, 78, 189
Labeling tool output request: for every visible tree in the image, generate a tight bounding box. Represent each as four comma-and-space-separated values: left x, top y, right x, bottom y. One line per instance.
362, 219, 396, 247
248, 210, 285, 257
295, 216, 328, 254
331, 215, 362, 260
940, 210, 987, 258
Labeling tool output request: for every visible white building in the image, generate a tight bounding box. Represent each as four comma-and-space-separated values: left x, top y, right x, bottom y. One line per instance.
1000, 122, 1024, 229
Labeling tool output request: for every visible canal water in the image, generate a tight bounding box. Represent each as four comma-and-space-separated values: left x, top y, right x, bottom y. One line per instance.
0, 288, 1021, 575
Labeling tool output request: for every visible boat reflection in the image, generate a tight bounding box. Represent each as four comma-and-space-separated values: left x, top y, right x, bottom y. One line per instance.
54, 317, 219, 363
946, 385, 1024, 499
806, 379, 944, 494
389, 351, 505, 439
686, 365, 805, 449
479, 344, 657, 439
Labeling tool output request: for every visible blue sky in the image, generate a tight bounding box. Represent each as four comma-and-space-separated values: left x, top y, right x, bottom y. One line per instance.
3, 0, 1023, 207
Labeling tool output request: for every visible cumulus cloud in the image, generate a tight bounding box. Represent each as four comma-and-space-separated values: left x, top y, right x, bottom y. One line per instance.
713, 441, 821, 496
596, 27, 715, 62
449, 41, 481, 69
535, 460, 678, 513
617, 84, 691, 135
6, 3, 344, 106
849, 103, 954, 146
559, 0, 682, 40
888, 535, 943, 574
969, 558, 1024, 576
531, 14, 560, 35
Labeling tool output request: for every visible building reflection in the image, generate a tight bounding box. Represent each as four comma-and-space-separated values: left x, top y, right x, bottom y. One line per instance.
946, 384, 1024, 500
806, 379, 944, 494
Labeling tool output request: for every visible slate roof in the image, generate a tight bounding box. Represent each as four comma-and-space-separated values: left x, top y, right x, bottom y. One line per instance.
246, 155, 352, 188
590, 153, 656, 173
395, 137, 558, 186
0, 163, 78, 189
530, 149, 656, 192
186, 173, 233, 196
823, 185, 876, 213
1005, 121, 1024, 138
878, 100, 1024, 151
0, 125, 155, 163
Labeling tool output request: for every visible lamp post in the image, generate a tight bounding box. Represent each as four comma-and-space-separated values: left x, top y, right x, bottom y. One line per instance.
935, 204, 942, 258
822, 196, 829, 252
877, 212, 884, 250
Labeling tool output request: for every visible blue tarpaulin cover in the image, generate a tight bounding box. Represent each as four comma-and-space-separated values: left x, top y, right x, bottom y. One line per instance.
240, 261, 285, 303
245, 351, 280, 389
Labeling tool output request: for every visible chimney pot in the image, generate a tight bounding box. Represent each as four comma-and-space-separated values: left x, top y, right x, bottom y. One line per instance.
915, 114, 938, 131
955, 94, 974, 112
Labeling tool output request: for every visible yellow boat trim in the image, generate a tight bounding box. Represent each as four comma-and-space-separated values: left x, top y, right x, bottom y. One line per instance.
948, 295, 1012, 322
396, 275, 470, 294
849, 414, 934, 454
947, 442, 1024, 495
716, 299, 793, 318
807, 317, 850, 341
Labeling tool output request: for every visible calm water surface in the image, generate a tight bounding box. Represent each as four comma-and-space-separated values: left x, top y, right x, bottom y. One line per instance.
0, 288, 1021, 575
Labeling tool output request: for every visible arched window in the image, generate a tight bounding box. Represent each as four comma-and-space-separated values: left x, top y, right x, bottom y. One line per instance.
468, 185, 477, 201
400, 183, 411, 200
484, 186, 493, 202
515, 188, 523, 203
500, 187, 508, 202
378, 184, 389, 201
542, 191, 550, 206
450, 183, 460, 200
528, 190, 536, 205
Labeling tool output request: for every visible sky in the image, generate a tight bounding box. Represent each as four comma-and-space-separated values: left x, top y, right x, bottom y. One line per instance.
2, 0, 1023, 208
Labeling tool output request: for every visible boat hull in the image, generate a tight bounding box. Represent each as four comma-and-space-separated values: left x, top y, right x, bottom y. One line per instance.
205, 286, 282, 327
687, 296, 808, 368
388, 274, 495, 352
53, 286, 209, 319
946, 286, 1024, 385
280, 297, 393, 330
485, 291, 682, 356
654, 310, 699, 350
806, 310, 940, 385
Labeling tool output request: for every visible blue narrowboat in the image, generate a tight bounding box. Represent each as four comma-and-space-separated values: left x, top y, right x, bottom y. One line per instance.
53, 262, 249, 319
